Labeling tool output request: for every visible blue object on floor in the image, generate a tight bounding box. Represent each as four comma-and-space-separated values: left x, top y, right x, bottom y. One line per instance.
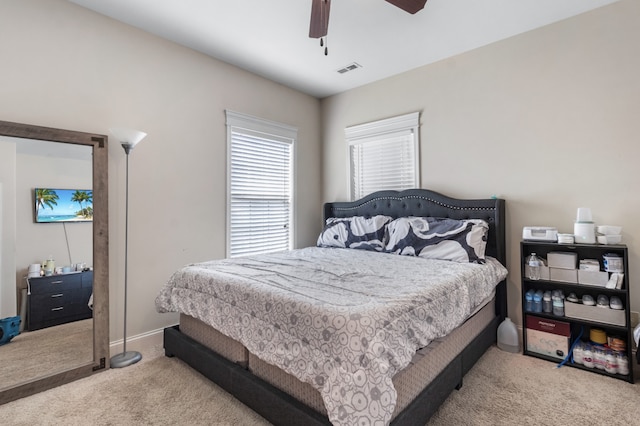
0, 316, 21, 345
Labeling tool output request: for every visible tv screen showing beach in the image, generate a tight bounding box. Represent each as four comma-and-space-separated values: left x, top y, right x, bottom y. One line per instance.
34, 188, 93, 223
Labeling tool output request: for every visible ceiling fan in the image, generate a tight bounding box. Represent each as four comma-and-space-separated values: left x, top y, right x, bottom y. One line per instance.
309, 0, 428, 54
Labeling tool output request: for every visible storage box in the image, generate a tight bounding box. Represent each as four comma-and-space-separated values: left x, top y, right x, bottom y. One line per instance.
564, 302, 626, 326
577, 270, 609, 287
549, 267, 578, 283
526, 316, 570, 360
548, 252, 578, 269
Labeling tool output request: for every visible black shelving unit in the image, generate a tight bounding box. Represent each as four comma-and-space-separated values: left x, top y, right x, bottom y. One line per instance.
521, 241, 634, 383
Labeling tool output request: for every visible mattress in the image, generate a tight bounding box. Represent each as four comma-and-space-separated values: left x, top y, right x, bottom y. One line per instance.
179, 297, 495, 419
180, 313, 248, 367
157, 247, 507, 425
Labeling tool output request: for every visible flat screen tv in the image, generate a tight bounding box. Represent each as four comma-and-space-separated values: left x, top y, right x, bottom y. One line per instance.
34, 188, 93, 223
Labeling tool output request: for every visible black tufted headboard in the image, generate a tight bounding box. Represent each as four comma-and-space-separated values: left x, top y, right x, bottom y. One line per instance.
323, 189, 507, 318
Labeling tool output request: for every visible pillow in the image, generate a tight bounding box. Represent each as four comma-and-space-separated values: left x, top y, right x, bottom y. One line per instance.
384, 217, 489, 263
317, 215, 392, 251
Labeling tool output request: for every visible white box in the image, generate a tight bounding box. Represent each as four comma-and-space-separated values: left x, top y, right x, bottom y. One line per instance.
579, 259, 600, 271
577, 270, 609, 287
526, 316, 570, 360
550, 267, 578, 283
564, 302, 626, 326
548, 252, 578, 269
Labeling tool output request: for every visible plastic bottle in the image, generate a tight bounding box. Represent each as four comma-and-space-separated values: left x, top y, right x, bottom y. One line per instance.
594, 346, 606, 370
552, 290, 565, 317
533, 290, 543, 313
543, 291, 552, 313
497, 317, 520, 353
582, 344, 594, 368
604, 350, 618, 374
572, 341, 584, 365
525, 289, 534, 312
527, 253, 541, 280
617, 352, 629, 375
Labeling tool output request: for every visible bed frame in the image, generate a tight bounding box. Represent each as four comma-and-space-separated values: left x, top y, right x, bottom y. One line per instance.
163, 188, 506, 425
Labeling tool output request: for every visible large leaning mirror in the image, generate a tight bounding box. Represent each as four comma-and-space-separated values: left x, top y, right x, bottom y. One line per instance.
0, 120, 109, 404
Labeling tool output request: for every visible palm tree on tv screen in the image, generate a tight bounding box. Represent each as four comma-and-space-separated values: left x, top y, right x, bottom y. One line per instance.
71, 190, 93, 218
35, 188, 59, 217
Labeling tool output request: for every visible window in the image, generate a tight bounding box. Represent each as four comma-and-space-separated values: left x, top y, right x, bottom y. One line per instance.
346, 112, 420, 200
226, 110, 296, 257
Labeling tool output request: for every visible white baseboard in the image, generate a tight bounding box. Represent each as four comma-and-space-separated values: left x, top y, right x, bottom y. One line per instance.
109, 327, 167, 357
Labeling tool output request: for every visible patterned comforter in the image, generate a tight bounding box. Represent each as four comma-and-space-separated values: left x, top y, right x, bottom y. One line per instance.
155, 247, 508, 426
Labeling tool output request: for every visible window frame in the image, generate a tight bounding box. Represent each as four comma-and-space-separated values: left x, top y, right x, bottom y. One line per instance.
345, 112, 420, 201
225, 110, 296, 258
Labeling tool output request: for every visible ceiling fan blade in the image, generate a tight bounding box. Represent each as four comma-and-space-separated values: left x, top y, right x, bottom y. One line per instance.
385, 0, 428, 14
309, 0, 331, 38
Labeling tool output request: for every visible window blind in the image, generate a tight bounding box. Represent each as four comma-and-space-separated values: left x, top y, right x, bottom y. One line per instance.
226, 111, 295, 258
346, 112, 420, 201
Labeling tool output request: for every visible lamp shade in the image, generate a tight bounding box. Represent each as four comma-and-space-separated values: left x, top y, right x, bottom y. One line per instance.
109, 127, 147, 152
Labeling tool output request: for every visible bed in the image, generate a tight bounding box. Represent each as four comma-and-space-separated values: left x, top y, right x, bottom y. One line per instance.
156, 188, 507, 426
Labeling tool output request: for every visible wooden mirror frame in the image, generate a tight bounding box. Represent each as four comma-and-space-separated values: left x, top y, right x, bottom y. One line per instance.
0, 120, 109, 404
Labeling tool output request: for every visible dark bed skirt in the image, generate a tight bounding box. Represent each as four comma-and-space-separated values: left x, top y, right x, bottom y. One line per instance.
163, 315, 499, 426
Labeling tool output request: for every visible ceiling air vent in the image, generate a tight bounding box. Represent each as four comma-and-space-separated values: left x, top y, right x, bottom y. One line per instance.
336, 62, 362, 74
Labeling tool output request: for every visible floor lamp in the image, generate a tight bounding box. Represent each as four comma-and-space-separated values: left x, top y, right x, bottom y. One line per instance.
109, 127, 147, 368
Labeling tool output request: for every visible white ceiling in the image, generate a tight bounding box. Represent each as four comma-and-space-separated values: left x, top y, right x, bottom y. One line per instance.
69, 0, 619, 99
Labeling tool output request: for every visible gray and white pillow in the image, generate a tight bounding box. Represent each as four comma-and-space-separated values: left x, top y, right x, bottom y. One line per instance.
317, 215, 393, 251
384, 217, 489, 263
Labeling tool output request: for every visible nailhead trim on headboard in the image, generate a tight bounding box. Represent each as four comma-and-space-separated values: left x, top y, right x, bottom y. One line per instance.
332, 196, 496, 212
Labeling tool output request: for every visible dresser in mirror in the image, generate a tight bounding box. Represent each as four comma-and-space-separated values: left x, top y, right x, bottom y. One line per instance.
0, 121, 109, 404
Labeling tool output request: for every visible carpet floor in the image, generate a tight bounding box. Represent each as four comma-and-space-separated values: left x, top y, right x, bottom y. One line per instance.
0, 319, 93, 390
1, 344, 638, 425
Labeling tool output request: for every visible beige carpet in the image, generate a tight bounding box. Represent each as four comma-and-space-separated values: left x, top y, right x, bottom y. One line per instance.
1, 345, 639, 425
0, 319, 93, 390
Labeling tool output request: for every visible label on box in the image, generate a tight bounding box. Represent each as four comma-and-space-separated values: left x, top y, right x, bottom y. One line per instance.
526, 316, 571, 336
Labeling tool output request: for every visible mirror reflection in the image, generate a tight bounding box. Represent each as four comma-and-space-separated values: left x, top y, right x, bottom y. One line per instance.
0, 139, 93, 390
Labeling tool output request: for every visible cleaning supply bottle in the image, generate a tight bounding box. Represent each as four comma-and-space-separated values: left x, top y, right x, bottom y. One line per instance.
497, 317, 520, 353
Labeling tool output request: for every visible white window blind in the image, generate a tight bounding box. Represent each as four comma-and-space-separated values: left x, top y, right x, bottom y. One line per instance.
346, 112, 420, 200
226, 111, 296, 258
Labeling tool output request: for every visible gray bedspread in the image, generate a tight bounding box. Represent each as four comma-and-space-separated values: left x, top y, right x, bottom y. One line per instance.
156, 247, 507, 426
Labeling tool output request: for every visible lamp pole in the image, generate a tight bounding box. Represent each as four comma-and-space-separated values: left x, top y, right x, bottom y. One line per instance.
109, 128, 146, 368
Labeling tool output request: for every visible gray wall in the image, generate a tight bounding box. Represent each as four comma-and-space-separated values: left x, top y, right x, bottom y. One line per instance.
2, 0, 638, 340
0, 140, 16, 318
0, 0, 322, 341
321, 0, 640, 326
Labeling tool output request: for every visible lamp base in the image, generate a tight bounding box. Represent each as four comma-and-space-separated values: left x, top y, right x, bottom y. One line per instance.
110, 350, 142, 368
